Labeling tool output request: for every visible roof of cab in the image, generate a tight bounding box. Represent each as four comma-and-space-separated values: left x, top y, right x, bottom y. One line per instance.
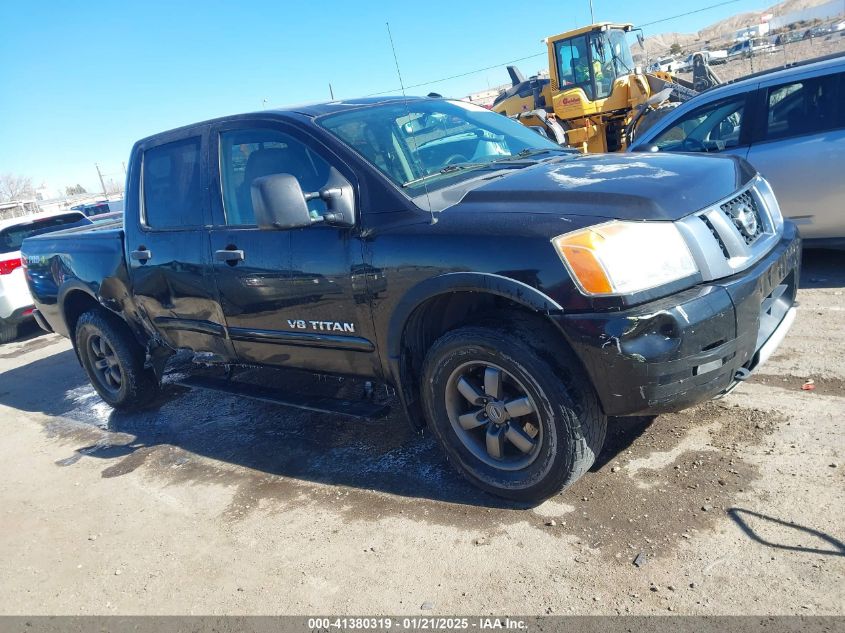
279, 95, 428, 117
134, 95, 429, 146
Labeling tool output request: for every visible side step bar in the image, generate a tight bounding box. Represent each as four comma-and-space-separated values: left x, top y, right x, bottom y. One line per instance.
175, 375, 390, 420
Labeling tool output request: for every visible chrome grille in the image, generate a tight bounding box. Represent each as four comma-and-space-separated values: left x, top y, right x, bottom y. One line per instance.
699, 215, 729, 258
720, 191, 763, 245
675, 177, 784, 282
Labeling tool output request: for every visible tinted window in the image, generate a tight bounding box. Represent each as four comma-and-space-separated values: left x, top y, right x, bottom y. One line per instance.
142, 137, 203, 228
764, 73, 841, 141
0, 213, 88, 254
650, 95, 746, 152
219, 129, 331, 226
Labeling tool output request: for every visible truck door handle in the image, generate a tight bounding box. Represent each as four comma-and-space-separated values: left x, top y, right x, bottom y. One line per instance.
215, 249, 245, 263
130, 249, 152, 262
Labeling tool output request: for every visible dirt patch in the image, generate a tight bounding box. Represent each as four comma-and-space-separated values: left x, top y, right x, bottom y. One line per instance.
0, 334, 64, 360
36, 367, 788, 553
540, 401, 787, 562
750, 374, 845, 398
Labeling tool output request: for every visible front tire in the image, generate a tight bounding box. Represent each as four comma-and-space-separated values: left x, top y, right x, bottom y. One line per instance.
421, 325, 606, 503
75, 310, 159, 410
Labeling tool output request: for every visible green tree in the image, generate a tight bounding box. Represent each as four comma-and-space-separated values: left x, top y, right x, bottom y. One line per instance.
669, 43, 683, 56
65, 184, 87, 196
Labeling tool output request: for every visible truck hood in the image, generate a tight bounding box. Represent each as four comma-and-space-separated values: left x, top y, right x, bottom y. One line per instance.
454, 152, 756, 222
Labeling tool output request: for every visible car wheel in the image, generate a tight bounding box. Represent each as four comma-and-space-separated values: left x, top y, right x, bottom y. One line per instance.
0, 319, 17, 344
75, 309, 159, 410
421, 324, 606, 503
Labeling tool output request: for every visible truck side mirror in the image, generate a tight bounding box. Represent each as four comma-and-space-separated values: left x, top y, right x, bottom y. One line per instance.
251, 168, 356, 231
251, 174, 312, 230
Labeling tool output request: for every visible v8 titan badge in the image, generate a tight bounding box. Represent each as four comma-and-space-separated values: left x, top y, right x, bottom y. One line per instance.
287, 319, 356, 333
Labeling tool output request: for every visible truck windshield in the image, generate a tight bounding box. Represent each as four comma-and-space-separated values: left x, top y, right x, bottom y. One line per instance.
0, 213, 88, 254
319, 99, 563, 194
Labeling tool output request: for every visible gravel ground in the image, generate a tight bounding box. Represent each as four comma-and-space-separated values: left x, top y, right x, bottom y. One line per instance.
0, 250, 842, 616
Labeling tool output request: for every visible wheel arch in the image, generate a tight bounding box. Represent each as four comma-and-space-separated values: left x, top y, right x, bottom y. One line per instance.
60, 285, 108, 343
386, 273, 566, 429
59, 282, 140, 355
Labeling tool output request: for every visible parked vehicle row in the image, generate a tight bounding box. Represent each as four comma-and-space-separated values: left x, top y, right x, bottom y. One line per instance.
21, 96, 800, 501
0, 211, 91, 342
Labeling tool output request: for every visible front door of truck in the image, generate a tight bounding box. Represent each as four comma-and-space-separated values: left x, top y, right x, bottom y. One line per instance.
207, 120, 378, 377
124, 126, 235, 362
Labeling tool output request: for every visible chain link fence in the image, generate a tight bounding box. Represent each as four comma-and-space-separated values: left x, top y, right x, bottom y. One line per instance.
656, 21, 845, 84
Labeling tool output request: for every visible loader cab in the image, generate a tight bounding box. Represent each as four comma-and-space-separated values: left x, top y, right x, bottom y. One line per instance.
551, 24, 635, 101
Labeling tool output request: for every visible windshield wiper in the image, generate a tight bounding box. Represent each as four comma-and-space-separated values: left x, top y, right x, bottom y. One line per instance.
401, 148, 574, 188
401, 162, 488, 188
491, 147, 574, 162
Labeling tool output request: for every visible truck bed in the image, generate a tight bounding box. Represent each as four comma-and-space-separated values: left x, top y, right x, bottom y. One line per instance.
21, 223, 128, 339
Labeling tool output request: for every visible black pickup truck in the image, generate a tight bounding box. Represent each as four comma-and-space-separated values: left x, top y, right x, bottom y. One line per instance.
22, 97, 800, 501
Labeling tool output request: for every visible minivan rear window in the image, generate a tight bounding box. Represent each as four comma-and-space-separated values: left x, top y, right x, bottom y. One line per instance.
0, 213, 88, 254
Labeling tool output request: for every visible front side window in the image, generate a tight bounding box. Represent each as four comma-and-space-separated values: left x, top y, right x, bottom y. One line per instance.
142, 137, 203, 228
764, 73, 841, 141
650, 96, 746, 152
319, 99, 562, 195
219, 129, 331, 226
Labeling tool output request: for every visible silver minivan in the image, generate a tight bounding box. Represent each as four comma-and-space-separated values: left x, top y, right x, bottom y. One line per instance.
629, 53, 845, 246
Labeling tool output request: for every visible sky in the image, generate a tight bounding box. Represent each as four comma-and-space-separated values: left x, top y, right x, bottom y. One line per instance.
0, 0, 772, 196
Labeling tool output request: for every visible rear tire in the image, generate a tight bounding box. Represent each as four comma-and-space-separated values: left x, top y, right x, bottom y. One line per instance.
0, 319, 17, 344
75, 309, 159, 410
421, 324, 606, 503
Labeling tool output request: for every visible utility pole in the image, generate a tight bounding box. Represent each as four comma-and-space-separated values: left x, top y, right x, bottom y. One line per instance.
95, 163, 107, 198
589, 0, 595, 23
329, 83, 335, 100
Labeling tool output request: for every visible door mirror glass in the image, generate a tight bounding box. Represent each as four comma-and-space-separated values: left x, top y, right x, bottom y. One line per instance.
252, 173, 312, 230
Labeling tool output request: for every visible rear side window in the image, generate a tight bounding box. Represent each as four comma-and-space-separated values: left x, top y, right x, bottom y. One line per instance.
142, 137, 203, 228
0, 213, 88, 254
763, 73, 842, 141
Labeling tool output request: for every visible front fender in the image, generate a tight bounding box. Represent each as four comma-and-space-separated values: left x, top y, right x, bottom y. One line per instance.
386, 271, 563, 360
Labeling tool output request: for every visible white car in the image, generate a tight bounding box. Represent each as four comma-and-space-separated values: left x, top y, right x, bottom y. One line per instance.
648, 56, 678, 73
0, 210, 89, 343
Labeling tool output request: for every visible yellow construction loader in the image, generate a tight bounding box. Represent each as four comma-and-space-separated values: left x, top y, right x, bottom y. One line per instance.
492, 23, 720, 152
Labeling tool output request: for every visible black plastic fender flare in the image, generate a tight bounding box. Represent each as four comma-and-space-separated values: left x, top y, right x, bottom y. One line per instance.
384, 272, 564, 430
386, 271, 563, 361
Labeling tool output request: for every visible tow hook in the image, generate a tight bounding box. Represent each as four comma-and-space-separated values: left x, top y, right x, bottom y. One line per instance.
734, 367, 752, 381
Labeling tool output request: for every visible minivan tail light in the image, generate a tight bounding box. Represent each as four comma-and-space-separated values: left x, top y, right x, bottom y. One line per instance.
0, 258, 23, 275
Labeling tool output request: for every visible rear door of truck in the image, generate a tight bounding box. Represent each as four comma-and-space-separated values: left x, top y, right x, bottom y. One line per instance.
123, 124, 235, 362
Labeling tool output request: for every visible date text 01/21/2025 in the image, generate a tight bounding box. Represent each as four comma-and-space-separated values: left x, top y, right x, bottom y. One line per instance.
287, 319, 356, 333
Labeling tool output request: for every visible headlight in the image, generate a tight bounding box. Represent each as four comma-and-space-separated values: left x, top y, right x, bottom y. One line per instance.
552, 221, 698, 296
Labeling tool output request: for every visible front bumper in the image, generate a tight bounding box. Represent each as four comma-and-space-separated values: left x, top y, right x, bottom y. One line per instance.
553, 223, 801, 416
